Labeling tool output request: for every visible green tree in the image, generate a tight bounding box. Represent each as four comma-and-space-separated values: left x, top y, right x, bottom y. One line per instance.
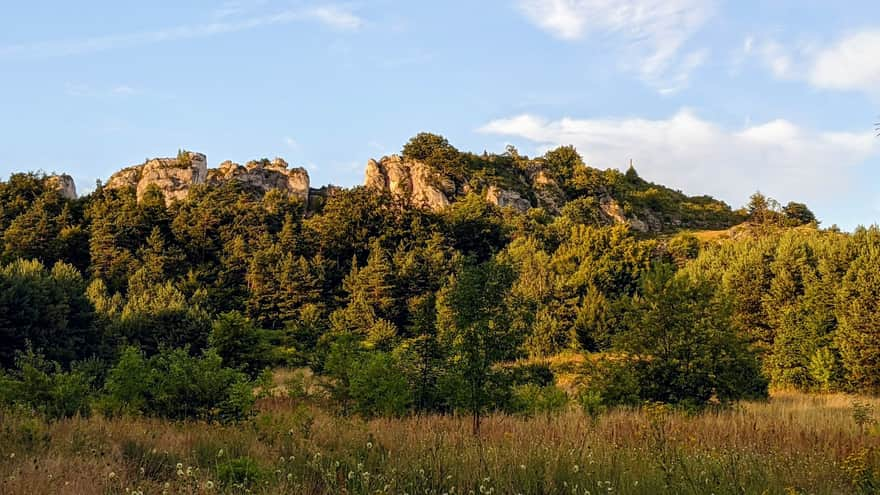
437, 258, 517, 434
210, 311, 270, 378
615, 265, 768, 407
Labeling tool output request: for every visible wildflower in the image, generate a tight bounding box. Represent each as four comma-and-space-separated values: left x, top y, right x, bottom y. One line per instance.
108, 472, 117, 479
8, 453, 14, 459
367, 442, 373, 450
287, 473, 293, 481
520, 464, 526, 470
217, 449, 224, 458
348, 471, 355, 480
164, 483, 170, 489
573, 464, 580, 473
176, 463, 183, 470
206, 480, 214, 489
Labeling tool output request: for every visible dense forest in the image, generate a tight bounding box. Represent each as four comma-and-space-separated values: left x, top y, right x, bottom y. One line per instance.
1, 133, 873, 426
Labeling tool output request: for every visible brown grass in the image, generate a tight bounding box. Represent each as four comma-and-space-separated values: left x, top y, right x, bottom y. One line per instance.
1, 390, 879, 494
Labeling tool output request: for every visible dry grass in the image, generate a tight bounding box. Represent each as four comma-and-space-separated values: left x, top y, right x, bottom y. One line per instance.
1, 390, 879, 494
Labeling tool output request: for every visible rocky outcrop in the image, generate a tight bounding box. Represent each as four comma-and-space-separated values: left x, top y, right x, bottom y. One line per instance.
47, 174, 77, 200
106, 152, 312, 205
208, 158, 310, 203
106, 152, 207, 204
485, 185, 530, 212
365, 155, 454, 211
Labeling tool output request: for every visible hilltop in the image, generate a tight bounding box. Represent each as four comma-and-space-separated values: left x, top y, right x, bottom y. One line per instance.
41, 134, 749, 235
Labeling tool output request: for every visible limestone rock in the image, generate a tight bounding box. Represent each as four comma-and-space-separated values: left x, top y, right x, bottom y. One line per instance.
136, 152, 207, 203
106, 152, 207, 204
207, 158, 310, 203
485, 185, 531, 212
106, 152, 311, 205
599, 194, 650, 232
365, 155, 453, 211
47, 174, 77, 200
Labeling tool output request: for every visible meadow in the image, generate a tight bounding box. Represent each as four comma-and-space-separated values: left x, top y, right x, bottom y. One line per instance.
2, 380, 878, 495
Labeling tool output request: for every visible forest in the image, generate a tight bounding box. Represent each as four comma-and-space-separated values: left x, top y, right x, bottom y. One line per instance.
1, 134, 879, 494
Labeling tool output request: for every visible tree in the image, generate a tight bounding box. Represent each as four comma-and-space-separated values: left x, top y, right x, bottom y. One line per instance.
615, 265, 768, 407
0, 259, 99, 367
836, 233, 880, 392
436, 258, 517, 434
782, 202, 817, 226
210, 311, 270, 378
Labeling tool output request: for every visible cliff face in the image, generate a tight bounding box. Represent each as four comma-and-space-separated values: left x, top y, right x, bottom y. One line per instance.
363, 155, 665, 232
208, 158, 310, 203
106, 152, 208, 203
365, 155, 454, 211
47, 174, 77, 200
365, 155, 551, 214
105, 152, 310, 205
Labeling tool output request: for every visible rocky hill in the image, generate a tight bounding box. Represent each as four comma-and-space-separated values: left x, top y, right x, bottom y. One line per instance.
363, 134, 743, 233
104, 152, 311, 205
35, 136, 743, 233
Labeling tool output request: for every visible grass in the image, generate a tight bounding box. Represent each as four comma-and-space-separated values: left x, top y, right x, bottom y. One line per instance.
1, 388, 879, 494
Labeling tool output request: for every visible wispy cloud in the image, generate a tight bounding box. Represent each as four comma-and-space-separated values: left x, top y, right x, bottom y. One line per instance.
515, 0, 714, 93
284, 137, 299, 149
0, 4, 363, 59
480, 110, 877, 208
745, 29, 880, 97
64, 83, 138, 97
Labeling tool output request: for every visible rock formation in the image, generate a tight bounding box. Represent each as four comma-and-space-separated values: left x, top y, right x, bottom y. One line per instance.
47, 174, 77, 200
365, 155, 454, 211
485, 185, 530, 212
105, 152, 311, 206
106, 152, 207, 204
208, 158, 309, 204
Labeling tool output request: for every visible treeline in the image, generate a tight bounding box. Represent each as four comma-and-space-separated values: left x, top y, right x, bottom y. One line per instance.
0, 136, 863, 425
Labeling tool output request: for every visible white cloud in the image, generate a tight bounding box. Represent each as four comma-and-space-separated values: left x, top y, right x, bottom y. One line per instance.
479, 110, 877, 208
112, 85, 137, 96
516, 0, 714, 92
745, 29, 880, 96
809, 30, 880, 93
284, 137, 299, 149
306, 5, 364, 30
0, 4, 363, 59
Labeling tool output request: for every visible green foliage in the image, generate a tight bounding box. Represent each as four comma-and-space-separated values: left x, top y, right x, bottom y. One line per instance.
614, 265, 768, 407
0, 349, 94, 420
100, 346, 255, 422
509, 383, 569, 416
216, 456, 264, 488
210, 311, 271, 377
0, 258, 99, 367
437, 258, 518, 432
323, 334, 412, 417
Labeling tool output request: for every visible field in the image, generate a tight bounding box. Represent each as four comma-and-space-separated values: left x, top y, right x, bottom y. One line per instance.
2, 381, 879, 495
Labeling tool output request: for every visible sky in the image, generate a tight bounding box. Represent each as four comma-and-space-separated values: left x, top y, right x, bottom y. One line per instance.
1, 1, 879, 229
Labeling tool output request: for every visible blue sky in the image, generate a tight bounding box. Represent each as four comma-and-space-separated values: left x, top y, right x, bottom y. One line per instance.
1, 1, 879, 229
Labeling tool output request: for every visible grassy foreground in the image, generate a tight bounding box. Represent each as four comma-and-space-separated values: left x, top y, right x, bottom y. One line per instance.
1, 389, 879, 495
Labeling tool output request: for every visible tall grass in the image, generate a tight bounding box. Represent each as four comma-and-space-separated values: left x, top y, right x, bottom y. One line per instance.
1, 391, 878, 494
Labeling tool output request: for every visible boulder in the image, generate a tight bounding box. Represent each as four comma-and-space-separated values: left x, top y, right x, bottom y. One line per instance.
47, 174, 77, 200
365, 155, 453, 211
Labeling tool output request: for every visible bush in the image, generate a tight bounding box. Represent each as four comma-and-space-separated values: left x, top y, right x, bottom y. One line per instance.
100, 346, 256, 422
210, 311, 271, 378
324, 336, 412, 418
0, 349, 94, 420
509, 384, 569, 416
217, 456, 263, 488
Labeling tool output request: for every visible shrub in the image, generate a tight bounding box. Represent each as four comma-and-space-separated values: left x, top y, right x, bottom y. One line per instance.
210, 311, 271, 378
0, 349, 94, 420
100, 346, 256, 422
509, 384, 569, 416
217, 456, 263, 488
